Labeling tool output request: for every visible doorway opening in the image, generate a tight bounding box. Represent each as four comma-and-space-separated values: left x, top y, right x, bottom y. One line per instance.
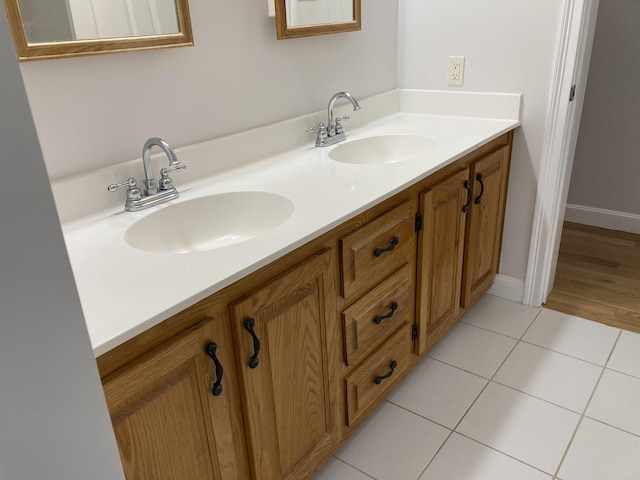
534, 0, 640, 332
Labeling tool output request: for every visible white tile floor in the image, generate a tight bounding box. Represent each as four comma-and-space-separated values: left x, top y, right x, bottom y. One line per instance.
313, 294, 640, 480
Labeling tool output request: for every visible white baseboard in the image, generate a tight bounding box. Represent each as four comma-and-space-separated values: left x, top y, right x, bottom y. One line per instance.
564, 204, 640, 234
488, 274, 525, 304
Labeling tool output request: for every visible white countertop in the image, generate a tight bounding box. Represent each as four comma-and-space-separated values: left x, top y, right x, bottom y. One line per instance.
58, 92, 520, 356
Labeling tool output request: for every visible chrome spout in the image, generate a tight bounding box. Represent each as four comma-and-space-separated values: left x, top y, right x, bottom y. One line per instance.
108, 137, 186, 212
142, 137, 180, 195
327, 91, 361, 135
307, 91, 362, 147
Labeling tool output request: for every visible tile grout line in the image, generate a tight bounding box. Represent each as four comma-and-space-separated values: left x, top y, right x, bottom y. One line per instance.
453, 430, 555, 478
425, 311, 538, 380
331, 304, 638, 479
603, 365, 640, 382
333, 308, 519, 480
412, 426, 455, 480
517, 338, 612, 368
415, 309, 535, 479
419, 306, 627, 478
457, 307, 542, 340
329, 456, 377, 479
551, 329, 623, 480
437, 307, 554, 477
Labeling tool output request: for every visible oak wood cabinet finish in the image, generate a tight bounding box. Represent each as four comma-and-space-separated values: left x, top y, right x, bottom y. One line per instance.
416, 168, 470, 355
340, 200, 416, 300
416, 140, 512, 353
98, 131, 513, 480
229, 248, 339, 480
342, 264, 414, 367
344, 321, 415, 426
337, 199, 419, 434
102, 317, 250, 480
461, 146, 512, 308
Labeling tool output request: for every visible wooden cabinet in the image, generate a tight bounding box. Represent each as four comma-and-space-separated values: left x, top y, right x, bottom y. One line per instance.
98, 132, 513, 480
416, 140, 511, 353
416, 169, 469, 354
462, 146, 511, 308
228, 248, 339, 480
339, 200, 419, 429
102, 317, 250, 480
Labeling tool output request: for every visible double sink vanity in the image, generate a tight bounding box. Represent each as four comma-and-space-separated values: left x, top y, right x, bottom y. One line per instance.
55, 89, 520, 479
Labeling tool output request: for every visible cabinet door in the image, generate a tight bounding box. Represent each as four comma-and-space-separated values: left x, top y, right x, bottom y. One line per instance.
417, 169, 469, 354
462, 146, 510, 307
229, 249, 339, 480
103, 317, 250, 480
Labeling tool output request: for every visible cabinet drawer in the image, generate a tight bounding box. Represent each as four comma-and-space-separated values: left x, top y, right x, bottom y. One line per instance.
340, 201, 415, 299
342, 264, 414, 367
345, 322, 415, 426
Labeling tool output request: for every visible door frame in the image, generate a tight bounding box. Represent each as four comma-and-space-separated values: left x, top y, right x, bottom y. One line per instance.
522, 0, 600, 307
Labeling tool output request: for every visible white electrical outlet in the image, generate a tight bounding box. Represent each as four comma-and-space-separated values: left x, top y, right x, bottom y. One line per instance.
448, 56, 465, 86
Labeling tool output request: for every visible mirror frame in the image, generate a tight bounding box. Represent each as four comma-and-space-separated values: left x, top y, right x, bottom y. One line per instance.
3, 0, 193, 61
275, 0, 360, 40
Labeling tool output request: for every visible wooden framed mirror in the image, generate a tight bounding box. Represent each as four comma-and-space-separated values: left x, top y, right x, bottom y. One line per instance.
3, 0, 193, 61
275, 0, 360, 40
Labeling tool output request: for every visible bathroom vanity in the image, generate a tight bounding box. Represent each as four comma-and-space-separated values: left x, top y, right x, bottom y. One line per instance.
97, 139, 512, 478
57, 92, 519, 479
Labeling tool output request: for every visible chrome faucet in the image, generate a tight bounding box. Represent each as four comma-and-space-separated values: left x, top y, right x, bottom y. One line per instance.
308, 91, 361, 147
142, 137, 181, 195
108, 137, 186, 212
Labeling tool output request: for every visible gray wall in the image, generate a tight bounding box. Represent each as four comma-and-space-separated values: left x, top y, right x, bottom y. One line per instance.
0, 8, 124, 480
19, 0, 399, 180
568, 0, 640, 216
398, 0, 564, 286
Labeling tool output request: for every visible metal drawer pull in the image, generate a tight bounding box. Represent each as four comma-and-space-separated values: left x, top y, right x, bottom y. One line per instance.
374, 236, 399, 257
462, 180, 472, 213
244, 317, 261, 369
374, 301, 398, 325
474, 173, 485, 204
205, 342, 224, 396
374, 360, 398, 385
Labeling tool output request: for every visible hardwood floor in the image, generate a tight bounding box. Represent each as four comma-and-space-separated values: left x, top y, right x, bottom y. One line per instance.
545, 222, 640, 333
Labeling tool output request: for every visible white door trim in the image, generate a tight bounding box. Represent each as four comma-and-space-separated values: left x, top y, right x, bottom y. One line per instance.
522, 0, 599, 307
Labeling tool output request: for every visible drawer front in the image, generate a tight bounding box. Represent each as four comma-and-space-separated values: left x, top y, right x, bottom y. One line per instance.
342, 264, 414, 367
345, 322, 415, 426
340, 201, 416, 299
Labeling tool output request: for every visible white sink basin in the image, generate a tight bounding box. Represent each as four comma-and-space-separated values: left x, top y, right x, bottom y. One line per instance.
125, 191, 294, 253
329, 134, 437, 165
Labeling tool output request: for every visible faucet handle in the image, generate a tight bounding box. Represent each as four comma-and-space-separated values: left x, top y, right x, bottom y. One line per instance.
159, 163, 186, 191
108, 177, 142, 202
334, 116, 351, 134
167, 162, 187, 173
306, 122, 328, 135
107, 177, 136, 192
307, 122, 329, 146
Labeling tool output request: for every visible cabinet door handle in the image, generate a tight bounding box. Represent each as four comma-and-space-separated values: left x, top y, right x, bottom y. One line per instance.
462, 180, 472, 213
243, 317, 261, 369
374, 360, 398, 385
474, 173, 485, 204
205, 342, 224, 396
374, 301, 398, 325
374, 236, 399, 257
